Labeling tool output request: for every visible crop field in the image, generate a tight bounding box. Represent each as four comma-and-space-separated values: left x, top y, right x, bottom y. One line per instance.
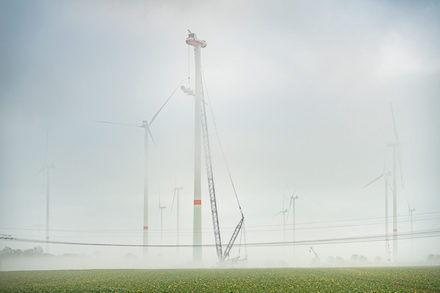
1, 266, 439, 292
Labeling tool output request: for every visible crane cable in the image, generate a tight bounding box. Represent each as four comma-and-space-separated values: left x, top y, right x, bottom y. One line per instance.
201, 69, 243, 215
187, 45, 191, 87
201, 69, 247, 260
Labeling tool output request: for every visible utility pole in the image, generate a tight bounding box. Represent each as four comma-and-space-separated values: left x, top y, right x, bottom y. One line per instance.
183, 30, 207, 263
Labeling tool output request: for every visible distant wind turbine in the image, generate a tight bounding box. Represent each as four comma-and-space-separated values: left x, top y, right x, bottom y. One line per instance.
171, 186, 183, 249
158, 192, 167, 245
277, 197, 288, 241
408, 203, 416, 249
41, 132, 55, 253
287, 194, 299, 257
95, 85, 179, 256
363, 165, 391, 261
388, 103, 404, 262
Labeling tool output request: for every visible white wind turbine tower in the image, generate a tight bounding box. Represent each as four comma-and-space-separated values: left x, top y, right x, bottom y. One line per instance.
389, 103, 403, 262
171, 186, 183, 249
277, 197, 289, 241
158, 192, 167, 245
287, 194, 299, 256
181, 30, 207, 262
408, 203, 416, 250
96, 86, 179, 256
42, 133, 55, 253
363, 166, 391, 261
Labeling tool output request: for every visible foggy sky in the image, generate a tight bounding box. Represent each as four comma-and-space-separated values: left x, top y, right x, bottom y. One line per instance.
1, 0, 439, 267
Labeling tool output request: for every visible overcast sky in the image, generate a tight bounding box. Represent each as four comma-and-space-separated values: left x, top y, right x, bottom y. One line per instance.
1, 0, 439, 266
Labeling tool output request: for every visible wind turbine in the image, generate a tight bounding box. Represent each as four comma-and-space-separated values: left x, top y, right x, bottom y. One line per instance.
287, 194, 299, 257
158, 192, 167, 245
277, 197, 288, 241
41, 132, 55, 253
389, 103, 403, 262
95, 85, 179, 256
408, 203, 416, 249
309, 247, 320, 264
363, 166, 391, 261
171, 186, 183, 249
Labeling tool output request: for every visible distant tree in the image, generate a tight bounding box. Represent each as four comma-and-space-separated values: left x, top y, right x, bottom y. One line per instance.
374, 256, 383, 263
351, 254, 359, 263
335, 256, 345, 265
351, 254, 368, 264
0, 246, 22, 258
427, 254, 440, 263
23, 247, 44, 257
0, 246, 45, 258
327, 256, 335, 264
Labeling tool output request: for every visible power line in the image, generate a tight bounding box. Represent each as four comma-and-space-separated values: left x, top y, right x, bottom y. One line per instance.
1, 214, 438, 235
1, 229, 439, 248
266, 211, 440, 228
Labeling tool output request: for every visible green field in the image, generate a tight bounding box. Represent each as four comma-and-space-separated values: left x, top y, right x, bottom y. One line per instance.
1, 267, 439, 292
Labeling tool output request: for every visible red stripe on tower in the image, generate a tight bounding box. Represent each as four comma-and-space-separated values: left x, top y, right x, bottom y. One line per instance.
194, 200, 201, 205
143, 226, 149, 231
393, 228, 397, 232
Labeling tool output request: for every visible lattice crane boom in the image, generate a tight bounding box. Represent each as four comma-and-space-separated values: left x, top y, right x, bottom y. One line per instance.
200, 87, 244, 262
200, 90, 223, 261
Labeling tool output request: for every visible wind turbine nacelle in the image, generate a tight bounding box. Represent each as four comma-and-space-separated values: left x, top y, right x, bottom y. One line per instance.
186, 32, 207, 48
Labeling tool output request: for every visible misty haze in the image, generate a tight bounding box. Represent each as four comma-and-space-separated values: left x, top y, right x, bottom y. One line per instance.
1, 0, 439, 292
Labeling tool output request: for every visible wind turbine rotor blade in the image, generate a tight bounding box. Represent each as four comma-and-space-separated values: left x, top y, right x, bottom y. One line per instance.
286, 197, 293, 220
149, 84, 180, 126
362, 174, 384, 189
397, 146, 404, 188
44, 131, 49, 164
94, 120, 139, 127
390, 103, 400, 143
391, 104, 404, 187
170, 189, 176, 212
147, 127, 156, 145
35, 166, 46, 176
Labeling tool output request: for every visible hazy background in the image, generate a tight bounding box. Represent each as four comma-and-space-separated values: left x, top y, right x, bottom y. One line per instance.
1, 0, 439, 269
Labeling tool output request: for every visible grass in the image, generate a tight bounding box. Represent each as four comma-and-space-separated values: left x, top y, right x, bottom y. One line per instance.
1, 266, 439, 292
